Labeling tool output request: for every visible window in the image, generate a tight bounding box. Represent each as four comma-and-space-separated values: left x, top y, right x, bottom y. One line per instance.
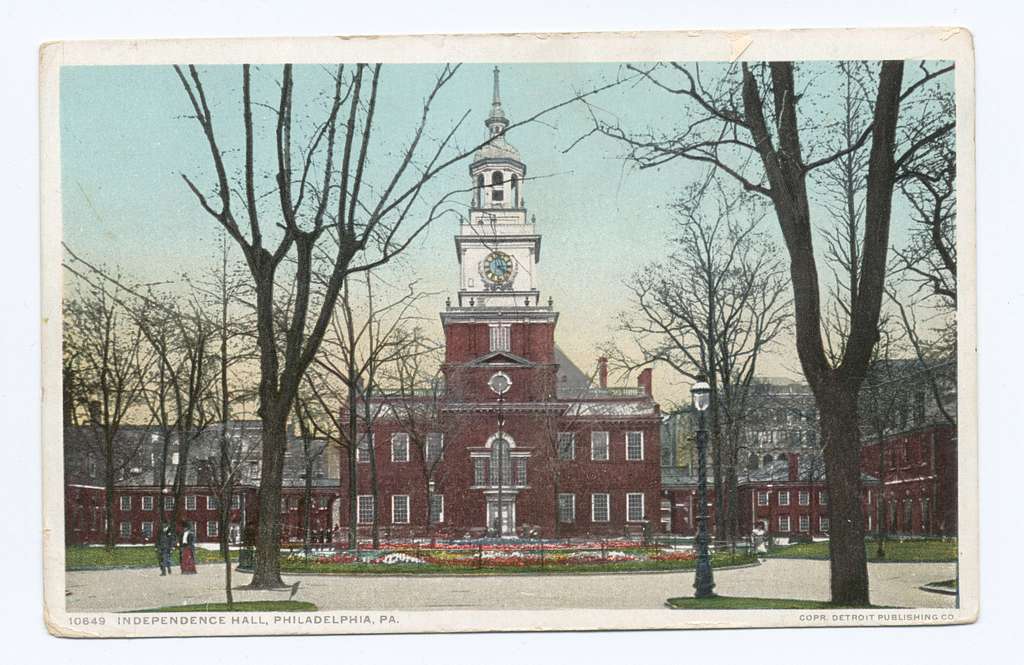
757, 491, 769, 506
510, 174, 519, 206
592, 493, 610, 522
391, 433, 409, 463
903, 499, 913, 531
798, 491, 810, 506
357, 495, 375, 524
208, 520, 219, 538
489, 324, 511, 352
778, 515, 791, 532
426, 433, 444, 465
280, 497, 288, 513
591, 431, 609, 461
171, 452, 179, 465
558, 494, 575, 523
626, 493, 645, 522
799, 514, 810, 532
475, 174, 485, 206
514, 458, 527, 486
289, 497, 299, 510
249, 461, 260, 479
778, 491, 790, 506
231, 495, 241, 510
819, 517, 830, 533
490, 439, 511, 485
392, 495, 410, 524
185, 495, 197, 511
119, 521, 131, 538
318, 496, 329, 510
120, 496, 132, 511
163, 495, 175, 511
207, 496, 219, 511
490, 170, 504, 202
818, 490, 828, 506
357, 433, 373, 463
429, 494, 444, 523
141, 495, 153, 512
141, 522, 154, 539
473, 458, 487, 486
626, 432, 644, 461
557, 432, 575, 460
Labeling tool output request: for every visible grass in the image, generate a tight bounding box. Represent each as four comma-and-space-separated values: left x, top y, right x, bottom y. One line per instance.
131, 601, 316, 612
666, 596, 881, 610
67, 545, 237, 570
279, 551, 757, 575
765, 538, 957, 563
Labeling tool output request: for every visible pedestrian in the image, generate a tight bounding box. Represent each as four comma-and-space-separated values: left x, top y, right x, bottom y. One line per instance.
179, 522, 197, 574
156, 523, 174, 575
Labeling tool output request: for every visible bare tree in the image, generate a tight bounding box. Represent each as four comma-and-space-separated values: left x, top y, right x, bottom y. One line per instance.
584, 59, 954, 605
175, 63, 619, 586
64, 281, 153, 549
605, 182, 790, 543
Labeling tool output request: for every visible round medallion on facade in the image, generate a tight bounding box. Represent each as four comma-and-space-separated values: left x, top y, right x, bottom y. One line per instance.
480, 250, 515, 285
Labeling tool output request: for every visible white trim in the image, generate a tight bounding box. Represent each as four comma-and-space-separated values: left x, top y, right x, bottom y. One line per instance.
591, 431, 610, 461
207, 520, 219, 538
429, 493, 444, 524
778, 515, 791, 532
391, 432, 410, 463
799, 514, 810, 532
391, 495, 410, 524
778, 490, 790, 506
485, 431, 516, 448
558, 493, 575, 523
626, 492, 645, 522
591, 492, 610, 523
626, 431, 644, 461
141, 495, 154, 512
357, 495, 375, 524
119, 495, 131, 511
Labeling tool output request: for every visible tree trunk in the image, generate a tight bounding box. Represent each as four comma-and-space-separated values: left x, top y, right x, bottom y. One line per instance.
818, 385, 869, 605
103, 462, 116, 550
250, 413, 288, 588
220, 500, 233, 608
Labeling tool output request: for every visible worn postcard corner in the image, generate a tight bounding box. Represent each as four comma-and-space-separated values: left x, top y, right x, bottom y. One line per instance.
41, 28, 976, 637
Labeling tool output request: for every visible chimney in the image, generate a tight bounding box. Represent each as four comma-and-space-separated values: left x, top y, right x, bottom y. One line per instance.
597, 357, 608, 389
787, 453, 799, 482
638, 367, 653, 396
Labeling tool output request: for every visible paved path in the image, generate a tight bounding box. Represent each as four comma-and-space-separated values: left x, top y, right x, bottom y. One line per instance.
65, 559, 957, 613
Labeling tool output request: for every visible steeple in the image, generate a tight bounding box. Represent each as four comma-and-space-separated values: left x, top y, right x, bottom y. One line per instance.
486, 66, 509, 136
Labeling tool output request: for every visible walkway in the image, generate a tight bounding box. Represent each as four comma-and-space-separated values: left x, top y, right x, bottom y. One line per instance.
65, 559, 956, 613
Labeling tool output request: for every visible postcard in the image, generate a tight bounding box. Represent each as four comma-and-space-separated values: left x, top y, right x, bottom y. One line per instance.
41, 28, 976, 636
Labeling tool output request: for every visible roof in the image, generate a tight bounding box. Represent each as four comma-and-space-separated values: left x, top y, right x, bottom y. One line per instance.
661, 457, 879, 487
555, 346, 592, 398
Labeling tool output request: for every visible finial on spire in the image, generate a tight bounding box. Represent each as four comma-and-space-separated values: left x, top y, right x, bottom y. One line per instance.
485, 65, 509, 133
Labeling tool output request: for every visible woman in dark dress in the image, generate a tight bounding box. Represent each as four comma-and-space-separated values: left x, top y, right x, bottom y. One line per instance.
179, 522, 197, 574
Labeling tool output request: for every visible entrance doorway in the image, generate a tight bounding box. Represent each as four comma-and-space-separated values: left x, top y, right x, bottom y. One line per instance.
486, 498, 516, 536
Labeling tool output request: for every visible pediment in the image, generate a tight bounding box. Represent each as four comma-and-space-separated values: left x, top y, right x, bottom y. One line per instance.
469, 350, 534, 367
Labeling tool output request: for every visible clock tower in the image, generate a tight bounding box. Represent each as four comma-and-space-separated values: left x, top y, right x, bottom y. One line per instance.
455, 67, 541, 308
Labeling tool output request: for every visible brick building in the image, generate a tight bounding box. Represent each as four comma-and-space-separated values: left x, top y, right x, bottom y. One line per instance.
340, 68, 662, 539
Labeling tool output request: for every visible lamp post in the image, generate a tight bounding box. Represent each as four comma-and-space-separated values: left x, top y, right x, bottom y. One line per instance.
691, 373, 715, 598
488, 372, 511, 537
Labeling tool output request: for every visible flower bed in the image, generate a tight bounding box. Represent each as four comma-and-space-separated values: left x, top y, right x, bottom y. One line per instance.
277, 542, 746, 574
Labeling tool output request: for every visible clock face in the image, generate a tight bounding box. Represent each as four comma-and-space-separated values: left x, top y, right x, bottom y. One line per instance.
482, 251, 514, 284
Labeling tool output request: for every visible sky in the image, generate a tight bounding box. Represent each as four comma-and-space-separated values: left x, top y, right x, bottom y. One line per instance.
60, 61, 954, 409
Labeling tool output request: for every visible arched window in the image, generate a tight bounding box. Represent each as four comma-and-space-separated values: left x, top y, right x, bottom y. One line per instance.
491, 171, 504, 203
490, 438, 511, 485
476, 174, 484, 207
510, 174, 519, 207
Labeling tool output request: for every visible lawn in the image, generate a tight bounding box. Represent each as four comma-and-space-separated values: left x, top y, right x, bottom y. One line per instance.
132, 601, 316, 612
666, 596, 878, 610
766, 538, 957, 562
279, 550, 757, 575
67, 545, 237, 570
